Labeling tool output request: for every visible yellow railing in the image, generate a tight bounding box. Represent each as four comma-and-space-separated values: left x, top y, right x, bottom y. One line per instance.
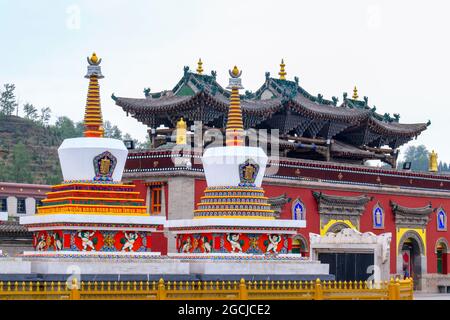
0, 277, 413, 300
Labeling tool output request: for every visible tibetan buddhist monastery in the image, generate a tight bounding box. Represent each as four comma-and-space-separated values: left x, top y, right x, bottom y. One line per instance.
20, 53, 165, 256
113, 59, 430, 168
112, 59, 450, 292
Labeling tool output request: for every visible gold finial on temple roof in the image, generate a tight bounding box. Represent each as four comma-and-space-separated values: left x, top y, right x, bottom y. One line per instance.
279, 59, 287, 80
352, 86, 359, 100
197, 58, 204, 75
176, 117, 187, 145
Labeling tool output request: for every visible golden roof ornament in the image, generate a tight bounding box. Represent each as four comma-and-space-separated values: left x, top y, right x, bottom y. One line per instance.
352, 86, 359, 100
279, 59, 287, 80
429, 150, 438, 172
196, 58, 204, 75
176, 117, 187, 145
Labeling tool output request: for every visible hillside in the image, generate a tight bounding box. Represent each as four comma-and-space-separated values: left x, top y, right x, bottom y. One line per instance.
0, 115, 63, 184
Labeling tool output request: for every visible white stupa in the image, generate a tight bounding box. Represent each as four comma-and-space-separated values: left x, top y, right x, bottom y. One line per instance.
167, 66, 306, 256
20, 53, 165, 258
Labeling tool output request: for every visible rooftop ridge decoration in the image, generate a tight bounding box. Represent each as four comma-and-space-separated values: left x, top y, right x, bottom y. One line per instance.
84, 53, 104, 138
225, 66, 244, 147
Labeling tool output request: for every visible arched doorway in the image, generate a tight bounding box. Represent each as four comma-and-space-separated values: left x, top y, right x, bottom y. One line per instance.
436, 238, 449, 275
292, 235, 308, 257
398, 231, 426, 290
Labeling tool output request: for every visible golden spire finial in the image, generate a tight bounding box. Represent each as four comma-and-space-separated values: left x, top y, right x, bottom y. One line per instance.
352, 86, 359, 100
429, 150, 438, 172
197, 58, 204, 75
226, 66, 244, 146
84, 52, 104, 138
279, 59, 287, 80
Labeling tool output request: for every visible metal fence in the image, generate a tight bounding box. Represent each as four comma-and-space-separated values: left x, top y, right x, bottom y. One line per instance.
0, 277, 414, 300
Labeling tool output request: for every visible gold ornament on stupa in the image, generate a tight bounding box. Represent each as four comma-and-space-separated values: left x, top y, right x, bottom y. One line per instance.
279, 59, 287, 80
429, 150, 438, 172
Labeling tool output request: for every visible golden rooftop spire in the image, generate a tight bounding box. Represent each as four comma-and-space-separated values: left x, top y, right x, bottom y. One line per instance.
84, 52, 104, 138
226, 66, 244, 147
279, 59, 287, 80
352, 86, 359, 100
176, 117, 187, 145
197, 58, 204, 75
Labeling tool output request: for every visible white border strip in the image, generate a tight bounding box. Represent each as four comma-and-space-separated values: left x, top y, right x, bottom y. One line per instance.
21, 250, 161, 258
20, 214, 167, 226
167, 218, 305, 230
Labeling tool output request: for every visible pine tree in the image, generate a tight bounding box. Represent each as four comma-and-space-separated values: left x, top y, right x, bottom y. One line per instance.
7, 142, 33, 183
0, 84, 18, 116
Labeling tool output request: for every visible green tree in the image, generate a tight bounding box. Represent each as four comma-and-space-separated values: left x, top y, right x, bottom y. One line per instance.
0, 84, 18, 116
39, 107, 52, 125
137, 134, 151, 149
54, 116, 82, 139
7, 142, 33, 183
104, 120, 122, 139
23, 103, 39, 121
398, 145, 429, 172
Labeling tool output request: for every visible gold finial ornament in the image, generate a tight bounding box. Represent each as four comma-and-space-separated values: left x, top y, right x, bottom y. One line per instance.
196, 58, 204, 75
91, 53, 98, 64
87, 52, 102, 66
279, 59, 287, 80
176, 117, 187, 145
352, 86, 359, 100
429, 150, 438, 172
231, 66, 241, 78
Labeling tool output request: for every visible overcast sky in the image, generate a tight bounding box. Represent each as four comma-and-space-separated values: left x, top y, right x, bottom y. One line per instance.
1, 0, 449, 162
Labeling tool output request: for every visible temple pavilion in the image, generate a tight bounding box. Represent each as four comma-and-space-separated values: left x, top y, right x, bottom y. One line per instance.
113, 59, 429, 167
